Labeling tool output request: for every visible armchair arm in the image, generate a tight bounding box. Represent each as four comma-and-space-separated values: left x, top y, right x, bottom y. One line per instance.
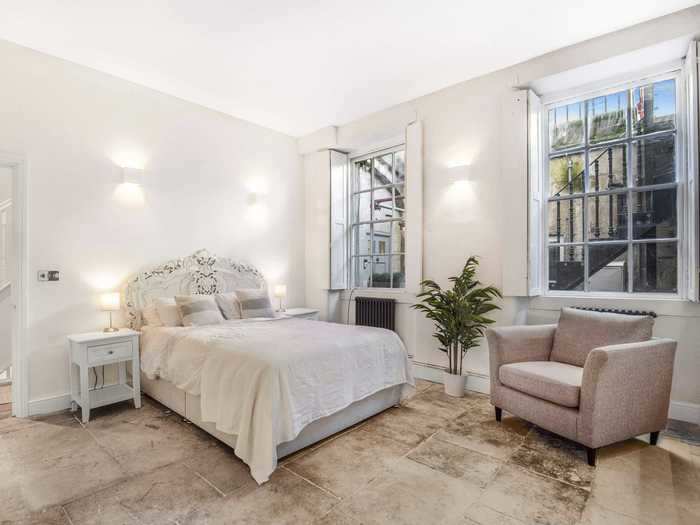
578, 338, 676, 448
486, 324, 557, 388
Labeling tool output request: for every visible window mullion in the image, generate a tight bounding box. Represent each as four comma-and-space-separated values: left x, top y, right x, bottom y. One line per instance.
626, 90, 634, 293
583, 98, 590, 292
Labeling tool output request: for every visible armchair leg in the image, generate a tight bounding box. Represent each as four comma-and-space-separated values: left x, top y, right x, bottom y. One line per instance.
586, 447, 597, 467
495, 407, 502, 422
650, 431, 660, 446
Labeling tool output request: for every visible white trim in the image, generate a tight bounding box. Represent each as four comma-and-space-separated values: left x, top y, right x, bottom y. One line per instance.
412, 361, 490, 395
0, 152, 27, 418
669, 400, 700, 424
28, 393, 71, 416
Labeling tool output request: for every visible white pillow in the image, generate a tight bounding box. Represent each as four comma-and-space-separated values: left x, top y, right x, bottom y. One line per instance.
141, 304, 162, 327
236, 288, 275, 319
175, 295, 224, 327
154, 297, 182, 327
215, 292, 242, 320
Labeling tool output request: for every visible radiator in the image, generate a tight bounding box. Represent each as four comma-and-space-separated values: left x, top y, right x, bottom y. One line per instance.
355, 297, 396, 331
571, 306, 657, 318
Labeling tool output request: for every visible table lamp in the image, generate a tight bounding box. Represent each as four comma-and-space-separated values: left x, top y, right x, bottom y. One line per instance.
100, 292, 121, 332
273, 284, 287, 312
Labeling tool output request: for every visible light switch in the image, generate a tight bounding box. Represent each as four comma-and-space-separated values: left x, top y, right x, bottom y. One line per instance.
37, 270, 59, 281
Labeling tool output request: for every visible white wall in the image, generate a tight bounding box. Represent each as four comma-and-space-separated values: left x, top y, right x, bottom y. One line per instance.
0, 166, 11, 202
302, 6, 700, 416
0, 39, 304, 405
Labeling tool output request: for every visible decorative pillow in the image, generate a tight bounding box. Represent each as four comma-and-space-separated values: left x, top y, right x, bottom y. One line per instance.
154, 297, 183, 327
175, 295, 225, 326
141, 304, 162, 327
550, 307, 654, 367
215, 292, 242, 320
235, 288, 275, 319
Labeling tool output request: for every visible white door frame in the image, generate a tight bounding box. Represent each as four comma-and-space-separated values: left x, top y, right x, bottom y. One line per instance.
0, 151, 28, 417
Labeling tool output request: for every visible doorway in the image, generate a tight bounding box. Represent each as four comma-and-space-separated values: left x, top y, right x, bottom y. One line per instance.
0, 153, 26, 418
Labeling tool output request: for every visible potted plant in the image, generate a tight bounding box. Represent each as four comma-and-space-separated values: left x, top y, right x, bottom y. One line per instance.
412, 257, 501, 397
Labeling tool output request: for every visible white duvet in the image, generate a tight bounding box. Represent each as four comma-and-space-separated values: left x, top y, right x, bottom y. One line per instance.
140, 317, 414, 483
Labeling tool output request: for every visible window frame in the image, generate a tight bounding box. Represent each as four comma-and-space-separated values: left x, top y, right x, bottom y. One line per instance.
540, 70, 687, 300
348, 143, 407, 290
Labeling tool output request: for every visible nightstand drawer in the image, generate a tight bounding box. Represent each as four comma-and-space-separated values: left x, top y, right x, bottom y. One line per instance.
88, 341, 132, 365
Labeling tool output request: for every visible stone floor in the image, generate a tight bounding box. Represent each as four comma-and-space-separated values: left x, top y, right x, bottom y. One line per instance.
1, 379, 698, 524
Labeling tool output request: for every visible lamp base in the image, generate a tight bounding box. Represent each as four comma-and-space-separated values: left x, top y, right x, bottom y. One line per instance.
103, 327, 119, 333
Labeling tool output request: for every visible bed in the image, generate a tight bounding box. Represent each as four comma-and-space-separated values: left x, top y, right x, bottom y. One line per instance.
123, 250, 415, 483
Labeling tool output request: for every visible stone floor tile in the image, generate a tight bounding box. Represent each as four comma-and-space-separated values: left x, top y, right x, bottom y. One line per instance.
578, 501, 652, 525
589, 445, 700, 524
183, 467, 338, 525
359, 404, 445, 447
436, 413, 531, 460
407, 436, 502, 487
509, 427, 594, 490
463, 502, 530, 525
334, 457, 481, 525
182, 441, 254, 495
284, 426, 412, 497
64, 461, 222, 525
84, 399, 214, 476
479, 464, 588, 525
414, 379, 435, 393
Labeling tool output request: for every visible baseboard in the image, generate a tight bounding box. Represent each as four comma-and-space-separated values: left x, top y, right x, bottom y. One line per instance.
28, 393, 71, 416
412, 361, 490, 395
669, 400, 700, 424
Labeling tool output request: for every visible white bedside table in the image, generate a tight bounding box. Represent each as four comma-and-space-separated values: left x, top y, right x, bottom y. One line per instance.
283, 307, 320, 320
67, 329, 141, 423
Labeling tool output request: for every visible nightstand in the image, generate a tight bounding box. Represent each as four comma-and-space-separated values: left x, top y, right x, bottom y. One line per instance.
67, 329, 141, 423
283, 307, 320, 320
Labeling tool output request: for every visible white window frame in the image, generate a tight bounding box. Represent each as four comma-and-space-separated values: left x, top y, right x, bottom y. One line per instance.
540, 68, 688, 300
348, 143, 407, 290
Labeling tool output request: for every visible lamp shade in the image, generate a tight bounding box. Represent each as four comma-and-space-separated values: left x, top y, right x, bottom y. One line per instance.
100, 292, 121, 311
273, 284, 287, 298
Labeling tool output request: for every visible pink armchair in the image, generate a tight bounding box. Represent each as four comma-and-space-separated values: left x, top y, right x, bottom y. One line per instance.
486, 308, 676, 466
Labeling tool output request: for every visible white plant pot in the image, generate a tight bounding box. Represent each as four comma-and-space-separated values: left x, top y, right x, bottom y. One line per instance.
443, 371, 466, 398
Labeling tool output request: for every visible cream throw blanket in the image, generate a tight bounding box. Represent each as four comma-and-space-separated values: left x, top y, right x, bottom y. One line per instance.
140, 318, 414, 483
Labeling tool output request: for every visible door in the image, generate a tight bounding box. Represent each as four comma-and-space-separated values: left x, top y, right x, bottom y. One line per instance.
0, 165, 14, 417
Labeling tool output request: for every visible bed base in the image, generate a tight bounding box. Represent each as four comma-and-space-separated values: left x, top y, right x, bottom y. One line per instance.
140, 373, 402, 459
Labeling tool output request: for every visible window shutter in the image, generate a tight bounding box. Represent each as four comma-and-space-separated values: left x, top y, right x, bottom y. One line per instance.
684, 41, 699, 302
329, 150, 348, 290
405, 120, 423, 293
527, 90, 544, 296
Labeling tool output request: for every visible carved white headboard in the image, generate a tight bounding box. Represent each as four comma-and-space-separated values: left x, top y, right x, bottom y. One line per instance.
123, 249, 266, 329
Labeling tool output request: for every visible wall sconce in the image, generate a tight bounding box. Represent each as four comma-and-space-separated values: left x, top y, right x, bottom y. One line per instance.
114, 165, 145, 207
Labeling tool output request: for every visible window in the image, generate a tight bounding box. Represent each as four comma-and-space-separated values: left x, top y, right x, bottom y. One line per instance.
350, 145, 406, 288
545, 76, 681, 295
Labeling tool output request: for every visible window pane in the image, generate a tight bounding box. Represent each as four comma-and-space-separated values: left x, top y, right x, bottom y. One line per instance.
391, 255, 406, 288
372, 188, 393, 220
632, 79, 676, 135
549, 102, 584, 151
392, 185, 405, 219
372, 221, 391, 254
371, 256, 390, 288
632, 188, 676, 239
353, 256, 371, 288
588, 245, 628, 292
548, 198, 583, 243
631, 134, 675, 186
588, 91, 627, 143
633, 242, 677, 293
395, 150, 405, 185
549, 154, 584, 196
373, 154, 393, 186
353, 192, 371, 222
548, 245, 584, 291
353, 224, 371, 255
391, 221, 405, 253
356, 159, 371, 192
587, 193, 627, 241
589, 145, 626, 191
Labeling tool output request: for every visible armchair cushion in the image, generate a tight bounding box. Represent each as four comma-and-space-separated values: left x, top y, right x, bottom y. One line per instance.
499, 361, 583, 408
550, 308, 653, 367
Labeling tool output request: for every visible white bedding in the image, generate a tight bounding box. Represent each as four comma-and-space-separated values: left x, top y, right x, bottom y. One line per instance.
140, 317, 415, 483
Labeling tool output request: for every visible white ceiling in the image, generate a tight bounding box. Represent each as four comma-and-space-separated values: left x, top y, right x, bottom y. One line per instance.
0, 1, 697, 137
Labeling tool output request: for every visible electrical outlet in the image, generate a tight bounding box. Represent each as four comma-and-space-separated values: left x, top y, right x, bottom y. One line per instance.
48, 271, 60, 281
37, 270, 60, 281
